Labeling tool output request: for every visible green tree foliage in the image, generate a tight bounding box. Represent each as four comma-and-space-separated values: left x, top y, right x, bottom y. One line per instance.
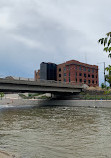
98, 32, 111, 87
98, 32, 111, 57
101, 83, 106, 89
105, 65, 111, 87
0, 92, 4, 100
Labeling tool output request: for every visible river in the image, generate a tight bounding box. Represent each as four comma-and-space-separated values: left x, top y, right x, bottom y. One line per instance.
0, 105, 111, 158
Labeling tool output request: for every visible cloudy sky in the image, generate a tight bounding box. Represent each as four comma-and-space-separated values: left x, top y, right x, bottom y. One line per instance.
0, 0, 111, 85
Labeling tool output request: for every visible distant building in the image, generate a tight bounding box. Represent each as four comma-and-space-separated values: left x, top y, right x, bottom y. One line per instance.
57, 60, 98, 87
35, 62, 57, 81
34, 60, 99, 87
34, 70, 40, 81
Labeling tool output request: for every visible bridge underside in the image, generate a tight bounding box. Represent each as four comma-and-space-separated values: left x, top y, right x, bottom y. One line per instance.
50, 92, 80, 99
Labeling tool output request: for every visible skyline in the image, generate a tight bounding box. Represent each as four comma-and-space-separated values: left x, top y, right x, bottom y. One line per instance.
0, 0, 111, 85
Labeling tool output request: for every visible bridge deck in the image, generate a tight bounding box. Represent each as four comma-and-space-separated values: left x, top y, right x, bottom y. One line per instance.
0, 78, 83, 93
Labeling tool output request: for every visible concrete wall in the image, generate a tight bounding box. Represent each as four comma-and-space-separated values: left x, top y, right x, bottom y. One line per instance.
0, 99, 111, 108
38, 100, 111, 108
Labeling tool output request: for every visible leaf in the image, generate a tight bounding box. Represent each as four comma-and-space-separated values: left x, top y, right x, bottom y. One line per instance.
108, 47, 111, 52
108, 53, 111, 58
104, 38, 107, 46
98, 39, 101, 43
104, 47, 108, 52
101, 38, 104, 44
108, 38, 111, 46
105, 67, 109, 71
106, 32, 111, 37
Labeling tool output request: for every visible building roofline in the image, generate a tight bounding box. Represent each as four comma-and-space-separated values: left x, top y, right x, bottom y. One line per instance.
57, 60, 98, 69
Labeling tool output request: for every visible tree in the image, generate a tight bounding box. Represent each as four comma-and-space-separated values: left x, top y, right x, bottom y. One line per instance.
98, 32, 111, 87
0, 92, 4, 100
101, 83, 106, 89
105, 65, 111, 87
98, 32, 111, 57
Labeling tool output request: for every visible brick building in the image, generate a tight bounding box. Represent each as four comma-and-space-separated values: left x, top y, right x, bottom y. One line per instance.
34, 60, 99, 87
57, 60, 98, 87
34, 70, 40, 80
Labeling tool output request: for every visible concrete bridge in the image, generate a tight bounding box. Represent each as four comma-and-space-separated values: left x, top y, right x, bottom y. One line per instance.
0, 78, 83, 96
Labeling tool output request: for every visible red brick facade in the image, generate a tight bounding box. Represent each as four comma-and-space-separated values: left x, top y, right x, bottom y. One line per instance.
57, 63, 66, 82
34, 70, 40, 81
34, 60, 99, 87
57, 60, 99, 87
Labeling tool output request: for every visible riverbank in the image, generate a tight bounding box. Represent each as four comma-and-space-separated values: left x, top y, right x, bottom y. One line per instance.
0, 98, 40, 106
0, 150, 16, 158
0, 98, 111, 108
40, 100, 111, 108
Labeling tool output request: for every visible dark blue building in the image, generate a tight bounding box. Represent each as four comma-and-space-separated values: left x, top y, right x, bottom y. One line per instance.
40, 62, 57, 81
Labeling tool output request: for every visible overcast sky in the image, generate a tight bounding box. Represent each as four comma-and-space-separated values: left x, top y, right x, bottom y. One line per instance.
0, 0, 111, 85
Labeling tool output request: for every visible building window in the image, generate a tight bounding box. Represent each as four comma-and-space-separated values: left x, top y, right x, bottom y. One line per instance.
69, 66, 70, 70
96, 81, 97, 84
69, 77, 70, 82
69, 72, 70, 76
64, 73, 66, 76
80, 79, 82, 83
96, 75, 98, 78
88, 80, 90, 84
84, 79, 86, 83
59, 74, 61, 77
79, 73, 82, 76
84, 67, 86, 71
76, 72, 77, 76
76, 78, 77, 82
92, 75, 94, 78
88, 68, 90, 72
59, 80, 61, 81
84, 73, 86, 78
64, 78, 66, 82
75, 65, 77, 70
88, 74, 90, 77
92, 69, 94, 73
64, 67, 66, 71
92, 80, 94, 84
79, 66, 82, 70
59, 68, 61, 72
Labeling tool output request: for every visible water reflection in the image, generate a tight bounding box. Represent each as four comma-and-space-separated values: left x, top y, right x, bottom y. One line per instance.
0, 106, 111, 158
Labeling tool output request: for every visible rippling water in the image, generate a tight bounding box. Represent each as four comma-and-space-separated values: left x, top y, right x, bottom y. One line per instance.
0, 105, 111, 158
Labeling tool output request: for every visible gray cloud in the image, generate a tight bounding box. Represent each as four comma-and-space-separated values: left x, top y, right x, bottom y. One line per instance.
0, 0, 111, 84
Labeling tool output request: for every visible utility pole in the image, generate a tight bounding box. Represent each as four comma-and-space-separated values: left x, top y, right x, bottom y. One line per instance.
103, 62, 106, 86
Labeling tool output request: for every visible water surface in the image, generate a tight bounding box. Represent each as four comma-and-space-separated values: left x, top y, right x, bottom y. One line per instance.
0, 105, 111, 158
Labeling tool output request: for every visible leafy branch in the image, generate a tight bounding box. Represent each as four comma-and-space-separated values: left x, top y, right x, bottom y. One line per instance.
98, 32, 111, 57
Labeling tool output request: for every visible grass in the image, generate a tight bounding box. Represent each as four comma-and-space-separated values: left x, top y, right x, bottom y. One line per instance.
19, 93, 42, 99
79, 94, 111, 100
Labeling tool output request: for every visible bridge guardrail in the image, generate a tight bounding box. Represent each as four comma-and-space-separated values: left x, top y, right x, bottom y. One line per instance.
35, 79, 83, 87
1, 77, 83, 88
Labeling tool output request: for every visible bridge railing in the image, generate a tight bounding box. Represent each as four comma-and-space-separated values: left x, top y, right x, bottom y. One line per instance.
34, 79, 83, 87
2, 77, 83, 87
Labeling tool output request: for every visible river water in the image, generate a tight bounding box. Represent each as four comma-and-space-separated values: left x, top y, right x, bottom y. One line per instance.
0, 105, 111, 158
